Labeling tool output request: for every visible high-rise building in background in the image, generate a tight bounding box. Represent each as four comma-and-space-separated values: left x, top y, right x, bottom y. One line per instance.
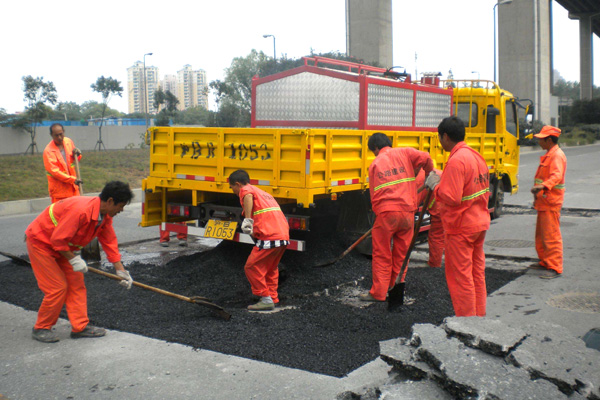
176, 65, 208, 111
128, 63, 208, 114
127, 61, 160, 115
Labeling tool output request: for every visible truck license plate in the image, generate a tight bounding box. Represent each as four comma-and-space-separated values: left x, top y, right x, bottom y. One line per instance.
204, 220, 238, 240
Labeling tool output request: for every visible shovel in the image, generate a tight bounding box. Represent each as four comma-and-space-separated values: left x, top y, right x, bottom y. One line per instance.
388, 189, 433, 311
73, 153, 101, 263
0, 250, 231, 321
312, 228, 373, 268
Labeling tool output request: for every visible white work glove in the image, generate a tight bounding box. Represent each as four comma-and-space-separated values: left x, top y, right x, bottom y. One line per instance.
425, 171, 441, 190
116, 270, 133, 290
241, 218, 254, 235
69, 255, 88, 273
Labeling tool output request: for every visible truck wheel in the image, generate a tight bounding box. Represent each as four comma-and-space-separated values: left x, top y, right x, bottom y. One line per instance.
491, 180, 504, 220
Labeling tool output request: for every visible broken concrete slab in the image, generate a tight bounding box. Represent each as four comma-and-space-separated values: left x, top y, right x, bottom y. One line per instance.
380, 338, 442, 381
507, 322, 600, 398
443, 316, 527, 356
378, 380, 452, 399
411, 323, 567, 399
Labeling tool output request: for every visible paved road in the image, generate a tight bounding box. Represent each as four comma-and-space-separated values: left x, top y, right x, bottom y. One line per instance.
1, 144, 599, 399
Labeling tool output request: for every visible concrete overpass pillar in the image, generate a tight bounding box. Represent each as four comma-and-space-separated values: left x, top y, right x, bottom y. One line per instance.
572, 14, 594, 100
345, 0, 393, 67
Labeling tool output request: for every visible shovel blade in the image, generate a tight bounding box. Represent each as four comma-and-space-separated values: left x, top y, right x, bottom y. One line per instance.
387, 282, 405, 311
81, 238, 101, 263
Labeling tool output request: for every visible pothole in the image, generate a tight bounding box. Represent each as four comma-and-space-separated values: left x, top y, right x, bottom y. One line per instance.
486, 239, 535, 248
547, 292, 600, 314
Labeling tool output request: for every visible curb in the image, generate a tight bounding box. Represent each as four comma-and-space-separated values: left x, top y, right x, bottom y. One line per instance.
0, 188, 143, 218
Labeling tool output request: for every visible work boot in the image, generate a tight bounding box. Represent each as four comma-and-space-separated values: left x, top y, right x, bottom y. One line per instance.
247, 299, 275, 311
32, 328, 59, 343
359, 293, 384, 302
159, 241, 169, 247
540, 270, 562, 279
178, 239, 188, 247
70, 325, 106, 339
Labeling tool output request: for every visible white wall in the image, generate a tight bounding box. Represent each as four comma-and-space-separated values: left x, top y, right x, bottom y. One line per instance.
0, 126, 146, 155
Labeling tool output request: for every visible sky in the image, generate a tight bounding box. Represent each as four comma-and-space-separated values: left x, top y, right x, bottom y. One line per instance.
2, 0, 598, 114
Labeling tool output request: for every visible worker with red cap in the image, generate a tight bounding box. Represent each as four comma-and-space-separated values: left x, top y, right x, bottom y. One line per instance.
416, 167, 445, 268
529, 125, 566, 279
43, 123, 82, 203
361, 132, 433, 302
229, 169, 289, 311
25, 181, 135, 343
425, 116, 490, 317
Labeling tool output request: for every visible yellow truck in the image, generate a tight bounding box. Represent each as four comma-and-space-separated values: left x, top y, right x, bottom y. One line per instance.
141, 57, 532, 251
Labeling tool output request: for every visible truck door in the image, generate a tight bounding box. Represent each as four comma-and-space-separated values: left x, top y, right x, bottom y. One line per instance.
503, 99, 519, 193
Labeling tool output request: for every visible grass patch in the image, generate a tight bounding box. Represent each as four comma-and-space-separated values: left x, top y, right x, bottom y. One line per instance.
0, 149, 149, 202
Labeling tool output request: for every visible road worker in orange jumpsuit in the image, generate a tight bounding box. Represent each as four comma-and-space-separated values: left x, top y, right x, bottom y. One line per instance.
529, 125, 566, 279
425, 116, 490, 317
43, 123, 82, 203
360, 132, 433, 302
229, 169, 290, 311
416, 167, 445, 268
25, 181, 134, 343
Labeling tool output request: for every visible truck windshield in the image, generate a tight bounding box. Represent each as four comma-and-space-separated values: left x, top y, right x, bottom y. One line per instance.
456, 103, 478, 127
505, 100, 517, 137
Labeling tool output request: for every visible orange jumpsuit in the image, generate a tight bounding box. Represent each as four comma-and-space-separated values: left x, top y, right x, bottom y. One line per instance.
25, 196, 121, 332
416, 168, 445, 268
434, 142, 490, 317
43, 137, 81, 203
368, 147, 433, 301
239, 185, 289, 303
534, 145, 566, 274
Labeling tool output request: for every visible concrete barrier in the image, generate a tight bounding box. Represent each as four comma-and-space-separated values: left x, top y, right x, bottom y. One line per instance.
0, 126, 147, 155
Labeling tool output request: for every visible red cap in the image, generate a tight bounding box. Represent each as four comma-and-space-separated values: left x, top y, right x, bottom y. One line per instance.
534, 125, 561, 138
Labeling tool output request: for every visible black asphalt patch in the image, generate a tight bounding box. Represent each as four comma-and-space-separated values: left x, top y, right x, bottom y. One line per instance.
0, 220, 522, 377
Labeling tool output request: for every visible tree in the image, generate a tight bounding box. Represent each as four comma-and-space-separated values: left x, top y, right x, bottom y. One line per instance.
21, 75, 58, 154
50, 101, 83, 121
91, 76, 123, 150
80, 100, 123, 122
154, 89, 180, 126
178, 106, 216, 126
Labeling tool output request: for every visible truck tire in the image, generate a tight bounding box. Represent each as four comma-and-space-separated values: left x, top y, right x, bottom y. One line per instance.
491, 180, 504, 220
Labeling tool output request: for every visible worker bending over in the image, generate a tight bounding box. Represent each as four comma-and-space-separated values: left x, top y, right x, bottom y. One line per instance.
361, 132, 433, 302
43, 123, 82, 203
425, 117, 490, 317
25, 181, 134, 343
229, 170, 289, 311
530, 125, 566, 279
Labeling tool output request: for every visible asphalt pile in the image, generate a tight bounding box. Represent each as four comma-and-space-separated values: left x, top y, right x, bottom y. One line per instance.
0, 217, 522, 377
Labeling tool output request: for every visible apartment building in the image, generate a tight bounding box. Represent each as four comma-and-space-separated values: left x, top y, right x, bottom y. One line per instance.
128, 63, 208, 114
127, 61, 160, 115
176, 65, 208, 111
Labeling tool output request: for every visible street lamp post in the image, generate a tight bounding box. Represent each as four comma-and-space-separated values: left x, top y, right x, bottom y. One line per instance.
493, 0, 513, 83
263, 34, 276, 60
143, 52, 153, 132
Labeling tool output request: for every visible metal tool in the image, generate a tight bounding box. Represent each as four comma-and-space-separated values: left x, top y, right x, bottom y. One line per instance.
388, 189, 433, 311
73, 152, 101, 262
312, 228, 373, 268
0, 250, 231, 321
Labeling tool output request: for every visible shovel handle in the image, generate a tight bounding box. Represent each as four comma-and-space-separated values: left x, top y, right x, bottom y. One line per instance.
87, 266, 231, 320
396, 189, 433, 283
73, 154, 83, 195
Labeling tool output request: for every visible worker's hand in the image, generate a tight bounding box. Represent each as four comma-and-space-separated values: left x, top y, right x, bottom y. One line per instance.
74, 179, 83, 186
530, 184, 544, 195
116, 270, 133, 290
241, 218, 254, 235
425, 171, 441, 190
73, 148, 82, 157
69, 255, 88, 273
